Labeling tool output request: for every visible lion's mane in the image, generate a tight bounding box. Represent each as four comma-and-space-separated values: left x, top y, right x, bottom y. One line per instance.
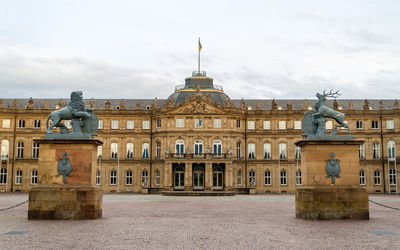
69, 91, 85, 111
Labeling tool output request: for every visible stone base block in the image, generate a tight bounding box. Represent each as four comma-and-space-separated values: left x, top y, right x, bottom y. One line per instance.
28, 185, 102, 220
296, 186, 369, 220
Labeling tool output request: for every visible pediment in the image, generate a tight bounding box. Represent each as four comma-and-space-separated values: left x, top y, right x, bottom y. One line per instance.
169, 99, 226, 114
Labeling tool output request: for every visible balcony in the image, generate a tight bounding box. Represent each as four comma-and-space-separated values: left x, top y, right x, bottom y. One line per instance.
165, 153, 232, 159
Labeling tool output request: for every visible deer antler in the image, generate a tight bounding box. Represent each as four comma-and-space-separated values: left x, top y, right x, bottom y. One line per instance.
324, 89, 341, 98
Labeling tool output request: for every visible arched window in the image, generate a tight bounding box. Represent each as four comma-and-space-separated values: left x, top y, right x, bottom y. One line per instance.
110, 170, 117, 185
96, 170, 101, 185
142, 143, 149, 159
31, 169, 38, 184
213, 140, 222, 155
175, 140, 184, 155
279, 143, 287, 160
194, 140, 203, 155
155, 169, 160, 185
264, 171, 271, 185
126, 143, 134, 159
141, 170, 149, 187
110, 143, 118, 159
296, 169, 301, 185
237, 170, 242, 185
0, 168, 7, 184
15, 170, 22, 185
248, 143, 255, 160
126, 170, 133, 185
17, 142, 24, 159
1, 140, 9, 159
280, 170, 287, 185
389, 168, 397, 185
359, 170, 366, 185
388, 141, 396, 160
264, 143, 271, 160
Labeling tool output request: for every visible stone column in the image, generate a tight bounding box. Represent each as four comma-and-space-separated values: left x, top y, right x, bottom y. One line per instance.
185, 162, 192, 191
225, 163, 233, 191
205, 162, 212, 191
165, 163, 173, 190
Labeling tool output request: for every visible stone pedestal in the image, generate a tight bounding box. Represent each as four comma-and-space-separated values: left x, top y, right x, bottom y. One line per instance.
295, 140, 369, 220
28, 139, 103, 220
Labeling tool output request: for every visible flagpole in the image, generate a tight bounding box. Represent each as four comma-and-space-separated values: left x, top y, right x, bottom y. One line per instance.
198, 37, 201, 73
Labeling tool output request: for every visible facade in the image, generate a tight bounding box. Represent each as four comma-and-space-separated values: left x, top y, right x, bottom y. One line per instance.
0, 71, 399, 194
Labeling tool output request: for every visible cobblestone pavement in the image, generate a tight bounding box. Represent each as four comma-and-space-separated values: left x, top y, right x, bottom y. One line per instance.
0, 193, 399, 249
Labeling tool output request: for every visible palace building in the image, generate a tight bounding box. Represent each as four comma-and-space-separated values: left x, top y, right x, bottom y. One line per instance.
0, 71, 399, 194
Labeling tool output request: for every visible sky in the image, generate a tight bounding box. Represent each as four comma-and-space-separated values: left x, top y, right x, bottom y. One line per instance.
0, 0, 399, 100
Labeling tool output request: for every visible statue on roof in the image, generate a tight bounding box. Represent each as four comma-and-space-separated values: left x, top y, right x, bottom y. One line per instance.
302, 90, 352, 140
90, 98, 95, 108
105, 100, 111, 109
26, 97, 34, 109
120, 99, 126, 109
43, 100, 49, 109
44, 91, 98, 139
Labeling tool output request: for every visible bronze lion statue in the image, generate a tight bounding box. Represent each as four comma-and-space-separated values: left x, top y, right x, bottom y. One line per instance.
46, 91, 93, 134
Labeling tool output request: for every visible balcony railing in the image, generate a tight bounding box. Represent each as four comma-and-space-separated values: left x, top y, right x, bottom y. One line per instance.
165, 153, 232, 159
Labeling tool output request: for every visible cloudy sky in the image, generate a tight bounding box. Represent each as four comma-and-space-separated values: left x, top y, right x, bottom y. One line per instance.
0, 0, 399, 100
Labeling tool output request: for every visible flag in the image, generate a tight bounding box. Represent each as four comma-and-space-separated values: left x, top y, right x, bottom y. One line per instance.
198, 39, 202, 52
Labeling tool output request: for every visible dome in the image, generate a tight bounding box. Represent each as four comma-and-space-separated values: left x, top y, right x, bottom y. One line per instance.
167, 71, 230, 107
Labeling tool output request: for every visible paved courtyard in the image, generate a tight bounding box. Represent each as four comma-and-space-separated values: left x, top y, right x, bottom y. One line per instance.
0, 193, 399, 249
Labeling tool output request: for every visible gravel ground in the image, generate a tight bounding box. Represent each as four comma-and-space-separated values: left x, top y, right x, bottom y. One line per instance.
0, 193, 399, 250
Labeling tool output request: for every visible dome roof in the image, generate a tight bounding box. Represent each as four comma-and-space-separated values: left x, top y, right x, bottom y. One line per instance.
167, 72, 230, 107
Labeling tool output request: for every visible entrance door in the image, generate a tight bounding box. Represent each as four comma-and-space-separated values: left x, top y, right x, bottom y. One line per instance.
174, 165, 185, 190
212, 165, 224, 190
193, 164, 204, 190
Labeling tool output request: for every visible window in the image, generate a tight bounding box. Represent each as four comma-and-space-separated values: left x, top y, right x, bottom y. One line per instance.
264, 171, 271, 185
1, 140, 9, 159
141, 170, 149, 187
195, 118, 203, 128
236, 119, 241, 128
389, 168, 397, 185
214, 119, 222, 128
142, 143, 149, 159
295, 146, 301, 160
356, 121, 363, 129
175, 140, 184, 155
98, 120, 103, 129
248, 121, 255, 130
296, 170, 301, 185
248, 143, 255, 160
372, 120, 379, 129
263, 121, 270, 130
32, 143, 39, 159
294, 121, 301, 130
127, 120, 134, 130
0, 168, 7, 184
280, 170, 287, 185
156, 119, 161, 128
34, 119, 41, 129
359, 144, 365, 160
111, 120, 119, 129
194, 140, 203, 155
126, 170, 133, 185
2, 119, 10, 128
236, 142, 241, 159
18, 120, 25, 128
279, 143, 287, 160
97, 146, 102, 159
96, 170, 101, 185
110, 143, 118, 159
142, 120, 150, 129
373, 143, 380, 159
213, 140, 222, 155
388, 141, 396, 160
17, 142, 24, 159
264, 143, 271, 160
155, 170, 160, 185
374, 170, 381, 185
176, 118, 184, 128
326, 121, 333, 130
15, 170, 22, 185
237, 170, 242, 185
156, 141, 161, 159
360, 170, 366, 185
278, 121, 286, 130
31, 170, 38, 184
249, 170, 255, 185
386, 120, 394, 130
126, 143, 134, 159
110, 170, 117, 185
